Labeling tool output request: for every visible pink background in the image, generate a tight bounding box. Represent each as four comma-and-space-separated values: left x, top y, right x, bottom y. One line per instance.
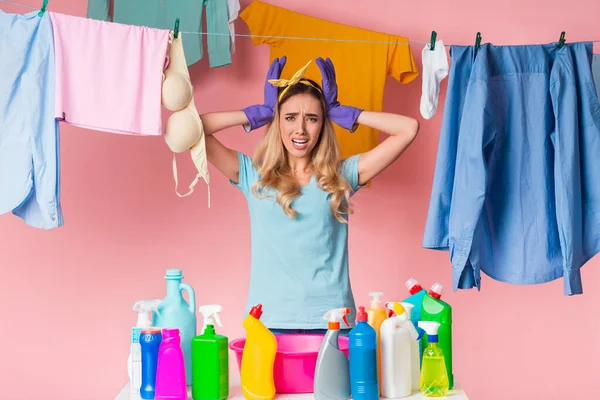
1, 0, 599, 399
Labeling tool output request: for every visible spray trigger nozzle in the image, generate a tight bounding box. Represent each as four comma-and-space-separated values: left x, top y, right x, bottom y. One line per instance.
323, 308, 351, 329
132, 299, 162, 328
384, 301, 408, 323
199, 304, 223, 328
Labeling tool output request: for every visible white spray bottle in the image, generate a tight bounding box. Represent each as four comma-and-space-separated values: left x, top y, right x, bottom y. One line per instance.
399, 302, 424, 392
314, 308, 351, 400
128, 299, 161, 396
198, 304, 223, 334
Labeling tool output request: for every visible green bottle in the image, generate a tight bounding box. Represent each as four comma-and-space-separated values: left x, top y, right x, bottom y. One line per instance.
418, 321, 449, 397
420, 283, 453, 388
191, 305, 228, 400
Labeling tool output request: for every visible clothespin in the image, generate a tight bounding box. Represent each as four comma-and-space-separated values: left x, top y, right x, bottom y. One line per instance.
38, 0, 48, 17
474, 32, 482, 56
430, 31, 437, 51
557, 31, 566, 48
173, 18, 180, 39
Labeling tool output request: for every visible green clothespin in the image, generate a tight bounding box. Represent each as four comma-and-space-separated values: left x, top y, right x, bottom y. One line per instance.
557, 31, 566, 48
174, 18, 180, 39
430, 31, 437, 51
474, 32, 482, 56
38, 0, 48, 17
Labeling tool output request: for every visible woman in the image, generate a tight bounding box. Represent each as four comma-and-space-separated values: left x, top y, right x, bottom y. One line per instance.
200, 56, 419, 334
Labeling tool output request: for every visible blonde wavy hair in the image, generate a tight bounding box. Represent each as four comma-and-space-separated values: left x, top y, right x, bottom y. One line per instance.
251, 78, 353, 223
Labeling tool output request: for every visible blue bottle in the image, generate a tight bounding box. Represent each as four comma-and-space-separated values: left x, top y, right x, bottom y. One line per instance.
349, 306, 379, 399
140, 328, 162, 400
403, 277, 427, 362
153, 269, 197, 386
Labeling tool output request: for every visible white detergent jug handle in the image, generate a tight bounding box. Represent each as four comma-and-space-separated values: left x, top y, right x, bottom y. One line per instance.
179, 283, 196, 314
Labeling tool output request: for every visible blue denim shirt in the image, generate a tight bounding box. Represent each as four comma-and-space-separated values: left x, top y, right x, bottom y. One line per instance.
426, 42, 600, 295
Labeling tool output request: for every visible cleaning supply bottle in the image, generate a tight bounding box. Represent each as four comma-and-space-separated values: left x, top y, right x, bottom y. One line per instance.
128, 299, 162, 397
421, 282, 453, 389
192, 305, 228, 400
155, 328, 188, 400
418, 321, 449, 397
402, 278, 428, 363
349, 306, 379, 400
240, 304, 277, 400
399, 302, 423, 392
153, 269, 197, 386
140, 327, 162, 400
314, 307, 351, 400
367, 291, 387, 384
379, 302, 412, 398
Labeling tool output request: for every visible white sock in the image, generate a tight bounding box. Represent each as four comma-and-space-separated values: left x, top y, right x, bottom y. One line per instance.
420, 40, 449, 120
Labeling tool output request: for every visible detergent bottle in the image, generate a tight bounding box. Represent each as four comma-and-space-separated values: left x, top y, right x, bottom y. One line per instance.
153, 269, 197, 386
367, 291, 387, 384
240, 304, 277, 400
128, 299, 161, 397
421, 282, 453, 389
402, 278, 427, 362
140, 327, 162, 400
418, 321, 449, 397
155, 328, 187, 400
400, 302, 424, 391
314, 307, 351, 400
349, 306, 379, 400
379, 302, 412, 398
192, 304, 228, 400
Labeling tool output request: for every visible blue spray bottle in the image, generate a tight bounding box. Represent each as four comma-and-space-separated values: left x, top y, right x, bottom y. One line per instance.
349, 306, 379, 400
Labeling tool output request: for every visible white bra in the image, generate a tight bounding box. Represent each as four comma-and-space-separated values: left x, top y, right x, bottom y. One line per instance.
162, 32, 210, 206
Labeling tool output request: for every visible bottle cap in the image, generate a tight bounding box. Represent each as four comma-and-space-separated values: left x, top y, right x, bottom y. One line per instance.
356, 306, 368, 322
429, 282, 444, 299
405, 277, 423, 295
249, 304, 263, 319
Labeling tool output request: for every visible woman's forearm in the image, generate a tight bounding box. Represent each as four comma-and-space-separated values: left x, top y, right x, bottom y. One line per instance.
199, 110, 249, 136
356, 110, 420, 140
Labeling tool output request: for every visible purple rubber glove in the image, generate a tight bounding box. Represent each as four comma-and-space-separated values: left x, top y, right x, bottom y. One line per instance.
242, 56, 287, 132
316, 57, 362, 132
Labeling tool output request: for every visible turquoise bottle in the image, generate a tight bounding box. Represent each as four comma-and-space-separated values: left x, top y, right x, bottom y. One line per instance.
402, 277, 427, 362
153, 269, 197, 386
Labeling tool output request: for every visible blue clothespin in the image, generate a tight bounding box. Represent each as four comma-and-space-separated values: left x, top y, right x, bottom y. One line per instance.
38, 0, 48, 17
174, 18, 180, 39
430, 31, 437, 51
557, 31, 566, 48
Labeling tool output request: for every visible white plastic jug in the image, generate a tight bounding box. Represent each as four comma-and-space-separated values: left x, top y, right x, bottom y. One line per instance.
380, 302, 413, 398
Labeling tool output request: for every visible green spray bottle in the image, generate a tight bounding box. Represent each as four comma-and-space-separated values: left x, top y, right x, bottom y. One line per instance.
420, 283, 453, 389
191, 304, 228, 400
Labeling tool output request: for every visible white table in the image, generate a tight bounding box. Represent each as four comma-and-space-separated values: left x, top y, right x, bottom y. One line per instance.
115, 375, 469, 399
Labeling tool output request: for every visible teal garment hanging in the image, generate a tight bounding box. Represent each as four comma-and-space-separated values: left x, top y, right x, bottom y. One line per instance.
86, 0, 231, 67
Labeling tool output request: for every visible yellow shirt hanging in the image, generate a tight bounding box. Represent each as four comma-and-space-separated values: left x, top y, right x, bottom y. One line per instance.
240, 1, 419, 159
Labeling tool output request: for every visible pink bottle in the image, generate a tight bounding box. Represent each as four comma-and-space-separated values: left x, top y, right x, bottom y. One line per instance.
155, 328, 188, 400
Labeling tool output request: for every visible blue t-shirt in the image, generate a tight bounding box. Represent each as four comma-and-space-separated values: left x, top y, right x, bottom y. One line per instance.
231, 152, 363, 329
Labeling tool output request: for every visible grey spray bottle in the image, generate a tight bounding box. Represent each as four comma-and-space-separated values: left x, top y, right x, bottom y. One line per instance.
314, 307, 351, 400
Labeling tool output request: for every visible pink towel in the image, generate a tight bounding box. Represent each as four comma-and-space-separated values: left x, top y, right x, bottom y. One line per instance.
49, 12, 170, 136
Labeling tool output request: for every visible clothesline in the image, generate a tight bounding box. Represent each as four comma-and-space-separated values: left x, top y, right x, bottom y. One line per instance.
2, 0, 600, 47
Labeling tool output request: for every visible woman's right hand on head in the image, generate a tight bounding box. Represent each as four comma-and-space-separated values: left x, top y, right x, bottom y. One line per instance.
242, 56, 287, 132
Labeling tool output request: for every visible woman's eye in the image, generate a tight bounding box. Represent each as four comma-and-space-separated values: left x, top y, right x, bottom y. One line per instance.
308, 117, 318, 122
286, 116, 295, 121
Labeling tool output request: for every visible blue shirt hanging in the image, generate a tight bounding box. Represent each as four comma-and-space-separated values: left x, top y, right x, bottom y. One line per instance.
426, 42, 600, 296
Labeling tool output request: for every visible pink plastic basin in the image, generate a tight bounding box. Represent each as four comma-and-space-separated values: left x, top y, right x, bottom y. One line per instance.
229, 333, 349, 394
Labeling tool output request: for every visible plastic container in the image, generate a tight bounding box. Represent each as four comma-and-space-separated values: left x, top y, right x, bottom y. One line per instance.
418, 321, 449, 397
380, 302, 412, 398
140, 328, 162, 400
153, 269, 196, 386
366, 291, 387, 386
421, 283, 453, 389
400, 302, 423, 392
403, 278, 428, 363
314, 308, 351, 399
240, 304, 277, 399
230, 333, 350, 393
192, 305, 228, 400
155, 328, 187, 400
349, 306, 379, 399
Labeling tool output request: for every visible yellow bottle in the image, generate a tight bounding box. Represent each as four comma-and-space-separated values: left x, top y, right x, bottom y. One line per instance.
240, 304, 277, 400
366, 291, 387, 387
418, 321, 449, 397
